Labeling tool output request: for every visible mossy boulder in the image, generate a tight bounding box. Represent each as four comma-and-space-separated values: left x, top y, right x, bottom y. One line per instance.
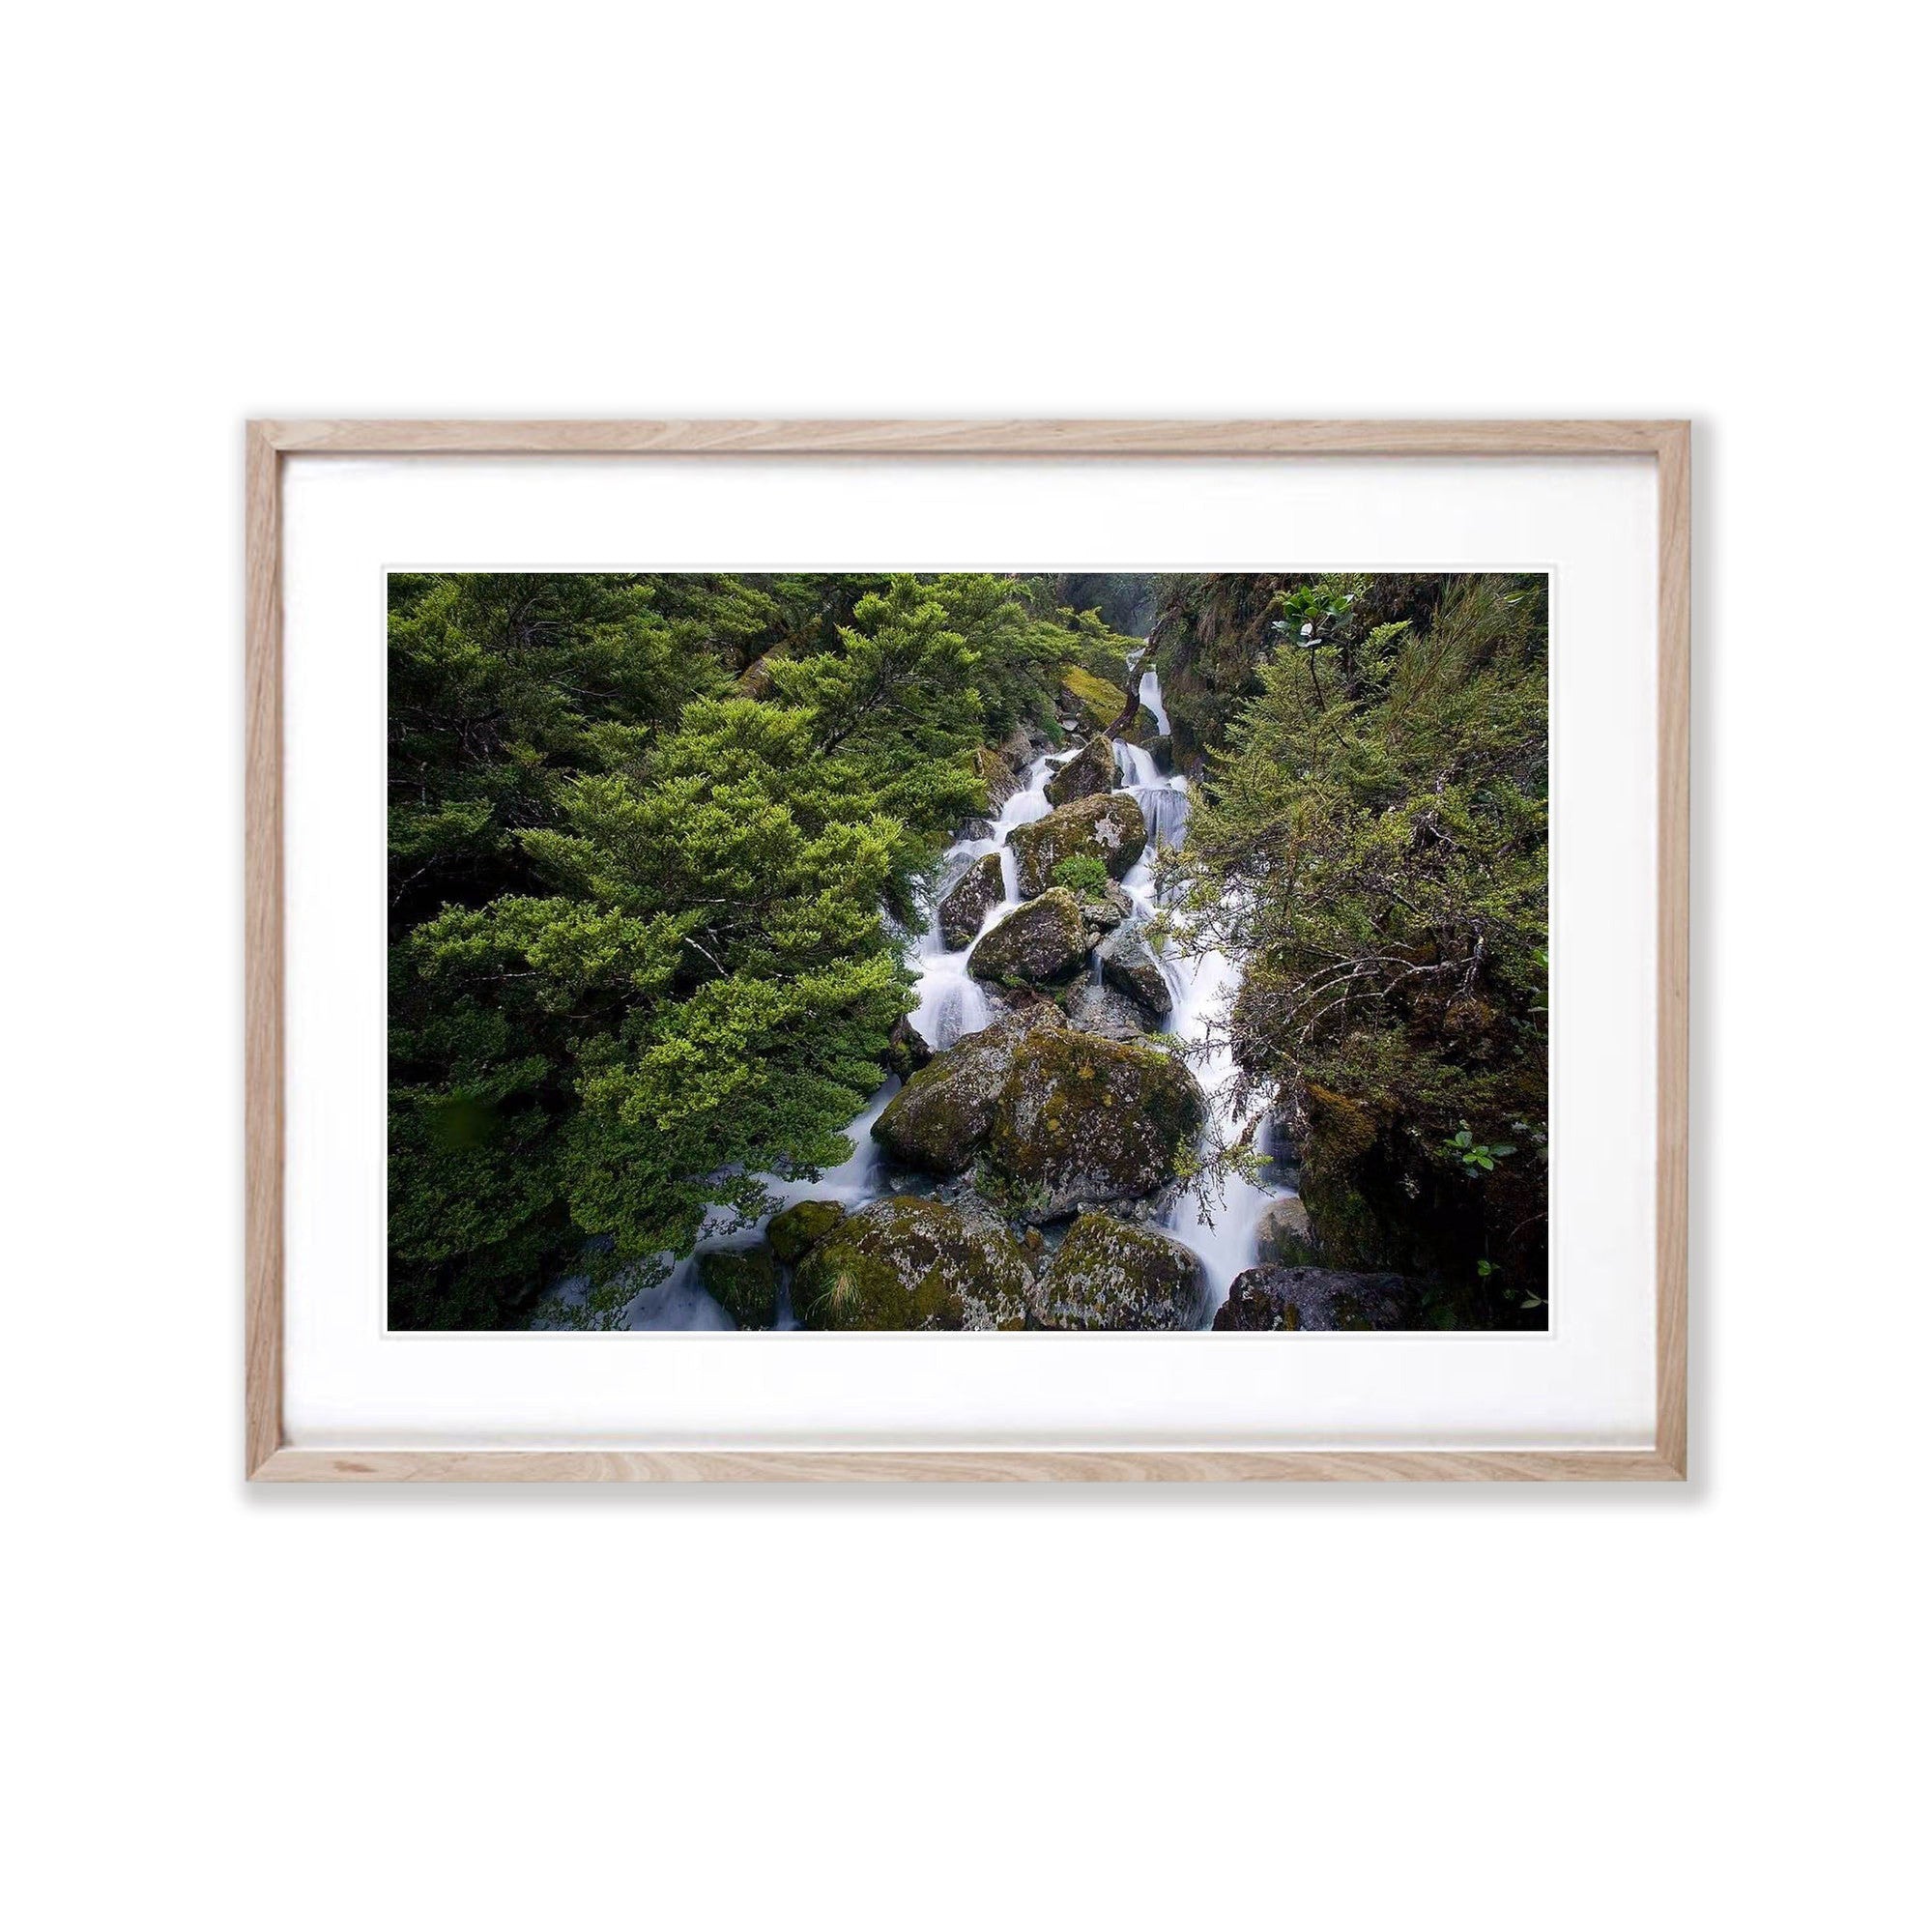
1045, 734, 1117, 806
971, 745, 1021, 811
966, 889, 1086, 988
1254, 1196, 1317, 1266
937, 851, 1005, 949
1007, 793, 1147, 899
696, 1244, 780, 1329
1097, 923, 1172, 1018
985, 1027, 1206, 1219
872, 1006, 1065, 1175
1211, 1265, 1416, 1332
792, 1196, 1033, 1331
1031, 1213, 1208, 1331
766, 1198, 845, 1265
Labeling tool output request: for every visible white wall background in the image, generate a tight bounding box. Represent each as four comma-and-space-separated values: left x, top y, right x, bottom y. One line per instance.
6, 5, 1924, 1928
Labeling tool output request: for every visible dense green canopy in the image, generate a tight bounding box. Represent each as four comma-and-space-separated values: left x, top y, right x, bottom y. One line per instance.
388, 570, 1131, 1328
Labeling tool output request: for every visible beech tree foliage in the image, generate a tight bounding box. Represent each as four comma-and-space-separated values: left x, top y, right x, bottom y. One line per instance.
389, 570, 1131, 1328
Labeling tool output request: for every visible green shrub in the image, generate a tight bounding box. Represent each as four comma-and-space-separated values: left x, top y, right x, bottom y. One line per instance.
1052, 853, 1112, 900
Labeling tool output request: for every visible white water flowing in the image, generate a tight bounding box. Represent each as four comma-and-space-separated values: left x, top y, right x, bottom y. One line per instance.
613, 664, 1287, 1328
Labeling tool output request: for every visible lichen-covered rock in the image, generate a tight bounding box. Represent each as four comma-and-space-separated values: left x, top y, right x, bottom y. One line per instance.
791, 1196, 1033, 1331
697, 1244, 780, 1329
937, 851, 1004, 949
966, 889, 1087, 988
1007, 793, 1147, 899
985, 1028, 1206, 1220
766, 1198, 845, 1265
1061, 978, 1153, 1041
1254, 1196, 1316, 1267
972, 745, 1021, 811
1211, 1265, 1416, 1332
872, 1005, 1065, 1174
1097, 923, 1173, 1018
1078, 880, 1135, 939
1031, 1213, 1208, 1331
1045, 734, 1117, 806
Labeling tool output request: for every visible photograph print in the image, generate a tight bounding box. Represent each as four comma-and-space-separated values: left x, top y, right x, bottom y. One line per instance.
388, 569, 1549, 1333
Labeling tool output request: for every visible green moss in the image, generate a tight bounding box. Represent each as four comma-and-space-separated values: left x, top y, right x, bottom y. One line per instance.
987, 1028, 1205, 1217
871, 1007, 1065, 1173
792, 1196, 1033, 1330
766, 1198, 845, 1265
1058, 663, 1127, 730
1032, 1212, 1208, 1330
696, 1244, 779, 1329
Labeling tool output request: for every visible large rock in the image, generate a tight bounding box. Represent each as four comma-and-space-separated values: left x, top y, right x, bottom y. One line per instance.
1078, 879, 1135, 938
766, 1198, 845, 1265
998, 724, 1038, 768
985, 1027, 1206, 1220
697, 1244, 780, 1329
791, 1197, 1033, 1331
1007, 793, 1147, 899
1062, 979, 1153, 1041
966, 889, 1086, 988
1032, 1213, 1208, 1331
937, 851, 1005, 949
1045, 734, 1117, 807
972, 745, 1021, 811
1097, 922, 1173, 1018
1211, 1266, 1416, 1332
884, 1017, 932, 1079
872, 1006, 1065, 1175
1254, 1196, 1316, 1266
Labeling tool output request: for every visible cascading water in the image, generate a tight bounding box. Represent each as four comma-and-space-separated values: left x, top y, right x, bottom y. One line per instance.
610, 663, 1288, 1328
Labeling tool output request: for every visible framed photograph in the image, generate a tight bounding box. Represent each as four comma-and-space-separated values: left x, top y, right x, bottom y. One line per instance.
246, 419, 1688, 1482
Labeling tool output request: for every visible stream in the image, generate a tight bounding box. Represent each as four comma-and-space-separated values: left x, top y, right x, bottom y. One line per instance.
608, 656, 1294, 1329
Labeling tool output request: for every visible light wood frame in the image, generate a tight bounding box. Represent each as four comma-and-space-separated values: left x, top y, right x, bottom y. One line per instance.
245, 418, 1689, 1483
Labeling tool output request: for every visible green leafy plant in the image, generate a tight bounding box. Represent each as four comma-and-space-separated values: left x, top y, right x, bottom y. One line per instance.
1052, 853, 1112, 900
1444, 1122, 1517, 1173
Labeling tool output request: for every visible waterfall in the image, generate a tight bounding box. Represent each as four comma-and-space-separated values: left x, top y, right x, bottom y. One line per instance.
620, 661, 1285, 1329
1138, 665, 1170, 737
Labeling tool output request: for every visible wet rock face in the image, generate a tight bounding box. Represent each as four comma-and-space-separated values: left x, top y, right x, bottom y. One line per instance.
985, 1028, 1207, 1221
766, 1198, 846, 1265
1212, 1266, 1416, 1332
792, 1196, 1033, 1331
885, 1017, 932, 1079
697, 1245, 780, 1329
1007, 793, 1148, 899
1097, 923, 1173, 1019
1032, 1213, 1208, 1331
1045, 734, 1117, 807
1254, 1197, 1316, 1267
966, 889, 1086, 988
937, 851, 1005, 950
872, 1006, 1065, 1175
972, 745, 1022, 811
1061, 979, 1154, 1041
